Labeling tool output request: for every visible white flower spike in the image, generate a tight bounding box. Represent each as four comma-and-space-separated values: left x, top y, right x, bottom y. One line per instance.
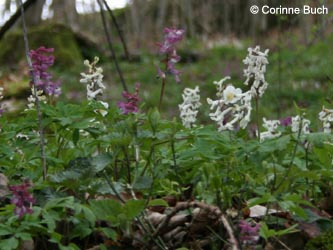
260, 118, 281, 142
319, 107, 333, 133
291, 115, 310, 134
80, 57, 106, 101
207, 77, 252, 131
179, 86, 201, 128
243, 46, 269, 98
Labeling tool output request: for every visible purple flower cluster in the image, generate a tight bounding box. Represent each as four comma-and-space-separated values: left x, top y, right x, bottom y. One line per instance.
117, 83, 140, 114
30, 46, 61, 97
157, 27, 185, 83
9, 180, 35, 218
158, 27, 185, 54
280, 116, 292, 126
239, 220, 261, 249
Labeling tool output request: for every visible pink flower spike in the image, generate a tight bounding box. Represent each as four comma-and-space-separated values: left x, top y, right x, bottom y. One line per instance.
238, 220, 261, 248
9, 180, 35, 218
157, 28, 184, 83
117, 83, 140, 114
156, 65, 166, 79
158, 27, 185, 54
29, 46, 61, 97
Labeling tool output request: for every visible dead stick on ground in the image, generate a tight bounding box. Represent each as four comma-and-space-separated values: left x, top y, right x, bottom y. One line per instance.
152, 201, 239, 250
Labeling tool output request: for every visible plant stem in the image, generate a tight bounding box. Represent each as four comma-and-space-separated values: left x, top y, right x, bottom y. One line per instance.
158, 76, 167, 110
276, 119, 303, 191
19, 0, 47, 180
122, 146, 132, 184
103, 171, 126, 204
256, 96, 261, 142
158, 55, 169, 110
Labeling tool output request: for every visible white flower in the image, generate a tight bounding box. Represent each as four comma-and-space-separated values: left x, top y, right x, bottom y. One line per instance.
80, 57, 105, 101
207, 77, 252, 131
243, 46, 269, 98
319, 107, 333, 133
16, 133, 29, 140
291, 115, 310, 134
179, 86, 201, 128
26, 87, 47, 110
213, 76, 231, 97
260, 118, 281, 142
0, 87, 3, 100
94, 101, 109, 117
223, 85, 243, 104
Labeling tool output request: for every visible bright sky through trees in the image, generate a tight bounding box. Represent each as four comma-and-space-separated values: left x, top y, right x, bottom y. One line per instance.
0, 0, 128, 25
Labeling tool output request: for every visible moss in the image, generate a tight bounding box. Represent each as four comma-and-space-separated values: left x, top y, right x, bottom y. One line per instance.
305, 231, 333, 250
0, 23, 82, 70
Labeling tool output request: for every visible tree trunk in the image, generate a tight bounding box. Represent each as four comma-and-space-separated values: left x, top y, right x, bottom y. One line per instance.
156, 0, 167, 35
51, 0, 79, 31
24, 0, 45, 26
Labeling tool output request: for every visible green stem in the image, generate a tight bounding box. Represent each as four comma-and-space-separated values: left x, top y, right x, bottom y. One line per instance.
256, 97, 261, 142
158, 55, 169, 110
275, 118, 303, 191
122, 146, 131, 184
158, 76, 166, 110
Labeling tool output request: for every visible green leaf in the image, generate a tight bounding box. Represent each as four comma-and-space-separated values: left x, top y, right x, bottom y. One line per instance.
304, 132, 333, 145
70, 224, 92, 239
44, 196, 75, 210
276, 224, 299, 236
0, 237, 19, 250
91, 153, 113, 172
133, 176, 153, 190
124, 200, 145, 220
0, 225, 12, 236
148, 108, 160, 132
260, 135, 291, 153
248, 193, 277, 206
81, 206, 96, 226
99, 227, 117, 241
72, 129, 80, 146
59, 243, 80, 250
42, 210, 57, 233
89, 199, 123, 223
260, 222, 299, 240
15, 232, 33, 241
99, 244, 108, 250
49, 232, 62, 244
148, 199, 169, 207
259, 222, 276, 240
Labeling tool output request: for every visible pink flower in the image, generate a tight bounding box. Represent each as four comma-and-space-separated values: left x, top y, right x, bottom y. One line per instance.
29, 46, 61, 97
158, 27, 185, 54
157, 27, 184, 83
9, 180, 35, 218
117, 83, 140, 114
280, 116, 292, 126
239, 220, 261, 248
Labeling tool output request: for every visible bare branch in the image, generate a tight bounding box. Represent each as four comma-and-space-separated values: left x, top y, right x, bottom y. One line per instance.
19, 0, 47, 180
97, 0, 128, 92
0, 0, 37, 40
101, 0, 130, 60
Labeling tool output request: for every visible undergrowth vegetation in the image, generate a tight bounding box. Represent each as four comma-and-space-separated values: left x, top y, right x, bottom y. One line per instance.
0, 24, 333, 250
